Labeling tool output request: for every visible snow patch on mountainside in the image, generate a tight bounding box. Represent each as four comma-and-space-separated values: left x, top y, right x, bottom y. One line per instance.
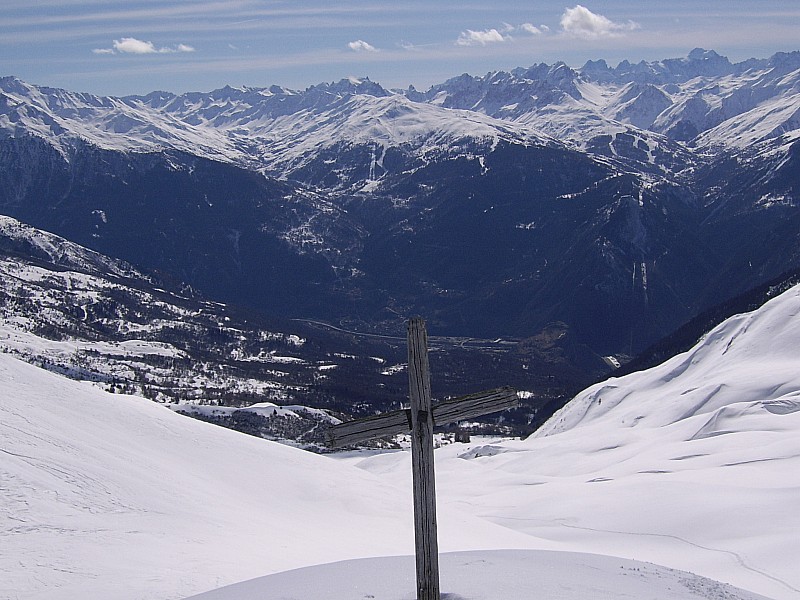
0, 215, 143, 279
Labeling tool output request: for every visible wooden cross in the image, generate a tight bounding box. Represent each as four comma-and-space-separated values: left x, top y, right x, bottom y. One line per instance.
327, 317, 518, 600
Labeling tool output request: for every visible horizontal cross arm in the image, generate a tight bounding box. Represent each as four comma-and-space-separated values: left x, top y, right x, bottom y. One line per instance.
326, 408, 411, 448
326, 386, 519, 448
431, 386, 519, 426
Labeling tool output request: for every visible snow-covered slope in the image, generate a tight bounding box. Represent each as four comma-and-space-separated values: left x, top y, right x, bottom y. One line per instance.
0, 353, 536, 600
349, 283, 800, 600
0, 214, 143, 279
4, 285, 799, 600
536, 283, 800, 436
187, 550, 771, 600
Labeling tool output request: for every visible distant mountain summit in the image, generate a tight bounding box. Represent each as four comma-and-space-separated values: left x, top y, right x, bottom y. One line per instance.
1, 50, 798, 376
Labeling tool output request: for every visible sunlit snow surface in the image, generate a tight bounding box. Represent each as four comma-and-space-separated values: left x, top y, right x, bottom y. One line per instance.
0, 354, 534, 600
2, 284, 800, 600
186, 550, 771, 600
346, 284, 800, 600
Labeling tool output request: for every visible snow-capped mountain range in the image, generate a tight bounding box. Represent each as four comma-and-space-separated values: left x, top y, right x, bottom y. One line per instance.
1, 49, 799, 375
3, 49, 798, 177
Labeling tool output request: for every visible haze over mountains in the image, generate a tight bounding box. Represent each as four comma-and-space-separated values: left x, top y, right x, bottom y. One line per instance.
1, 48, 799, 378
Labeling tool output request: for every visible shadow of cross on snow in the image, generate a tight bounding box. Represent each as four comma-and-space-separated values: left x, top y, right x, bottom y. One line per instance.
326, 317, 518, 600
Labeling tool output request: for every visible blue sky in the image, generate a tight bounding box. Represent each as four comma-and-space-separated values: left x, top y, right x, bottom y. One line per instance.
3, 1, 799, 96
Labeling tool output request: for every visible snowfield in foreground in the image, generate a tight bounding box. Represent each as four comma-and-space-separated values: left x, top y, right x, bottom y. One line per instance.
346, 284, 800, 600
0, 353, 534, 600
186, 550, 772, 600
2, 284, 800, 600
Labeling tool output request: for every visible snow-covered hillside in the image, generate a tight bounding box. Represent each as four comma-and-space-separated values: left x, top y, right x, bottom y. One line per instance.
0, 353, 535, 600
0, 216, 328, 408
187, 550, 771, 600
3, 285, 800, 599
346, 283, 800, 600
0, 214, 143, 279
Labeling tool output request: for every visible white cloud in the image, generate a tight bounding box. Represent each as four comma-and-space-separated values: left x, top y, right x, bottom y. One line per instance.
92, 37, 195, 55
456, 28, 508, 47
520, 23, 543, 35
455, 22, 550, 46
114, 37, 159, 54
560, 5, 639, 39
348, 39, 378, 52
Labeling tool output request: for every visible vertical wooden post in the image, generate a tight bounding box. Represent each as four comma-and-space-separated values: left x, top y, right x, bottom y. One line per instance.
407, 317, 440, 600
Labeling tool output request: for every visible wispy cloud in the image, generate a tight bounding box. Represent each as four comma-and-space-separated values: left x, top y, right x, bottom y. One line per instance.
93, 37, 196, 55
455, 20, 552, 47
560, 5, 639, 39
348, 39, 378, 52
520, 23, 547, 35
456, 28, 508, 47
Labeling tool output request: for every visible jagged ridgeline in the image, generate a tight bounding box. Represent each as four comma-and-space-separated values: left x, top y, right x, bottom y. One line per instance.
1, 48, 799, 380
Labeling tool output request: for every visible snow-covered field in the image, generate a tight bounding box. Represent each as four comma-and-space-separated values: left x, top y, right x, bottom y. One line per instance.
186, 550, 772, 600
0, 353, 534, 600
344, 283, 800, 600
2, 284, 800, 600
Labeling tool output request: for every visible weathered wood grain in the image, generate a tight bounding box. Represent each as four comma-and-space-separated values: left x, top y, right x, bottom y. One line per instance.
431, 387, 518, 426
325, 408, 410, 448
325, 387, 518, 448
407, 317, 440, 600
324, 318, 520, 600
